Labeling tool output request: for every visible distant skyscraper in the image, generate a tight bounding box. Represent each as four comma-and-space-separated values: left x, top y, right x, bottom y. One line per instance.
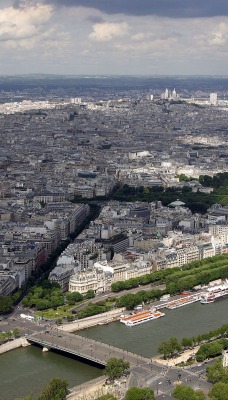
210, 93, 217, 105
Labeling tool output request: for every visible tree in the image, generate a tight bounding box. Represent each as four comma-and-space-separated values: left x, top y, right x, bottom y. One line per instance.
104, 357, 130, 381
66, 291, 83, 304
85, 289, 95, 299
37, 377, 68, 400
172, 385, 206, 400
206, 358, 228, 384
169, 337, 182, 355
13, 328, 20, 337
181, 337, 193, 349
158, 340, 173, 359
0, 296, 13, 313
196, 341, 223, 362
124, 386, 155, 400
158, 337, 181, 359
208, 382, 228, 400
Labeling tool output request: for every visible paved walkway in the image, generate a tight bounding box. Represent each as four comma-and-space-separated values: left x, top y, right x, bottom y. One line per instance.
153, 347, 200, 367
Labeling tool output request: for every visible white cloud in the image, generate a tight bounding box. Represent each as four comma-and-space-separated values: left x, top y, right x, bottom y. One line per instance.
89, 22, 129, 42
0, 3, 53, 44
209, 21, 228, 45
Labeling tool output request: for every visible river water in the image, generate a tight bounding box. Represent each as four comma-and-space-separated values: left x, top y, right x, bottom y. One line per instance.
1, 298, 228, 400
79, 298, 228, 357
0, 346, 102, 400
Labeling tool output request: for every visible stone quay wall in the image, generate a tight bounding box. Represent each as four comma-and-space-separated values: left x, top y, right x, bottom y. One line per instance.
0, 337, 30, 355
59, 308, 125, 332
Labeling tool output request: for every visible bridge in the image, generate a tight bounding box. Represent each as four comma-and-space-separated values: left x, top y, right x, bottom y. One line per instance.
27, 329, 151, 367
27, 329, 152, 368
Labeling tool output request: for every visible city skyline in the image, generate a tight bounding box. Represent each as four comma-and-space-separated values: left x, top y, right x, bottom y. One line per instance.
0, 0, 228, 76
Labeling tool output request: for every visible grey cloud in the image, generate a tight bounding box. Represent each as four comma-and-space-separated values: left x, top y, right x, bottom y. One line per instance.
43, 0, 228, 18
86, 16, 104, 24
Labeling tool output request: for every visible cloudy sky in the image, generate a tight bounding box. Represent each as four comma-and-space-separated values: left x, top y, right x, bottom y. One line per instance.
0, 0, 228, 75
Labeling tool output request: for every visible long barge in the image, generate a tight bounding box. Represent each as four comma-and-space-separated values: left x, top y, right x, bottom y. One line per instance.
120, 309, 165, 327
165, 295, 199, 310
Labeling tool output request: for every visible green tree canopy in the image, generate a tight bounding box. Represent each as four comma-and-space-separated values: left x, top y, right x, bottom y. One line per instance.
66, 291, 83, 304
209, 382, 228, 400
0, 296, 13, 313
158, 337, 181, 359
172, 384, 206, 400
104, 357, 130, 381
181, 337, 193, 348
206, 358, 228, 384
37, 377, 68, 400
124, 386, 155, 400
85, 289, 95, 299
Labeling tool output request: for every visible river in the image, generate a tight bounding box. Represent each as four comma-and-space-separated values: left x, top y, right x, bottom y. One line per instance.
79, 298, 228, 357
0, 345, 102, 400
1, 298, 228, 399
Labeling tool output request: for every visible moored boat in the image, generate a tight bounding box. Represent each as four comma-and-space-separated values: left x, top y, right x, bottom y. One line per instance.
120, 309, 165, 327
200, 289, 228, 304
165, 295, 199, 310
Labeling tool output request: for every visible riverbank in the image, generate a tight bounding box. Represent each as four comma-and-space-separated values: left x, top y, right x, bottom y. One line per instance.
66, 376, 120, 400
153, 346, 200, 367
0, 337, 30, 355
59, 308, 125, 332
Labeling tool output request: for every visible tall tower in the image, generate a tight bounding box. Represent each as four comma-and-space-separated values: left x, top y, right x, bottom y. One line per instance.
164, 88, 169, 99
210, 93, 218, 105
172, 89, 177, 99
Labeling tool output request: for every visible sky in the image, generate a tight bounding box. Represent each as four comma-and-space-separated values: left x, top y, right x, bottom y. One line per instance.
0, 0, 228, 76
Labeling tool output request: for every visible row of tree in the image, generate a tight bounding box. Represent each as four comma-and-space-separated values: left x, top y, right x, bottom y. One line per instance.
158, 323, 228, 359
77, 301, 112, 319
111, 268, 177, 292
111, 254, 228, 297
115, 289, 164, 310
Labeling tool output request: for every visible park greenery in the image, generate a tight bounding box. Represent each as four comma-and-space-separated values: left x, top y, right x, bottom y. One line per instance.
22, 278, 95, 312
112, 172, 228, 211
104, 357, 130, 381
124, 386, 155, 400
22, 280, 64, 310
